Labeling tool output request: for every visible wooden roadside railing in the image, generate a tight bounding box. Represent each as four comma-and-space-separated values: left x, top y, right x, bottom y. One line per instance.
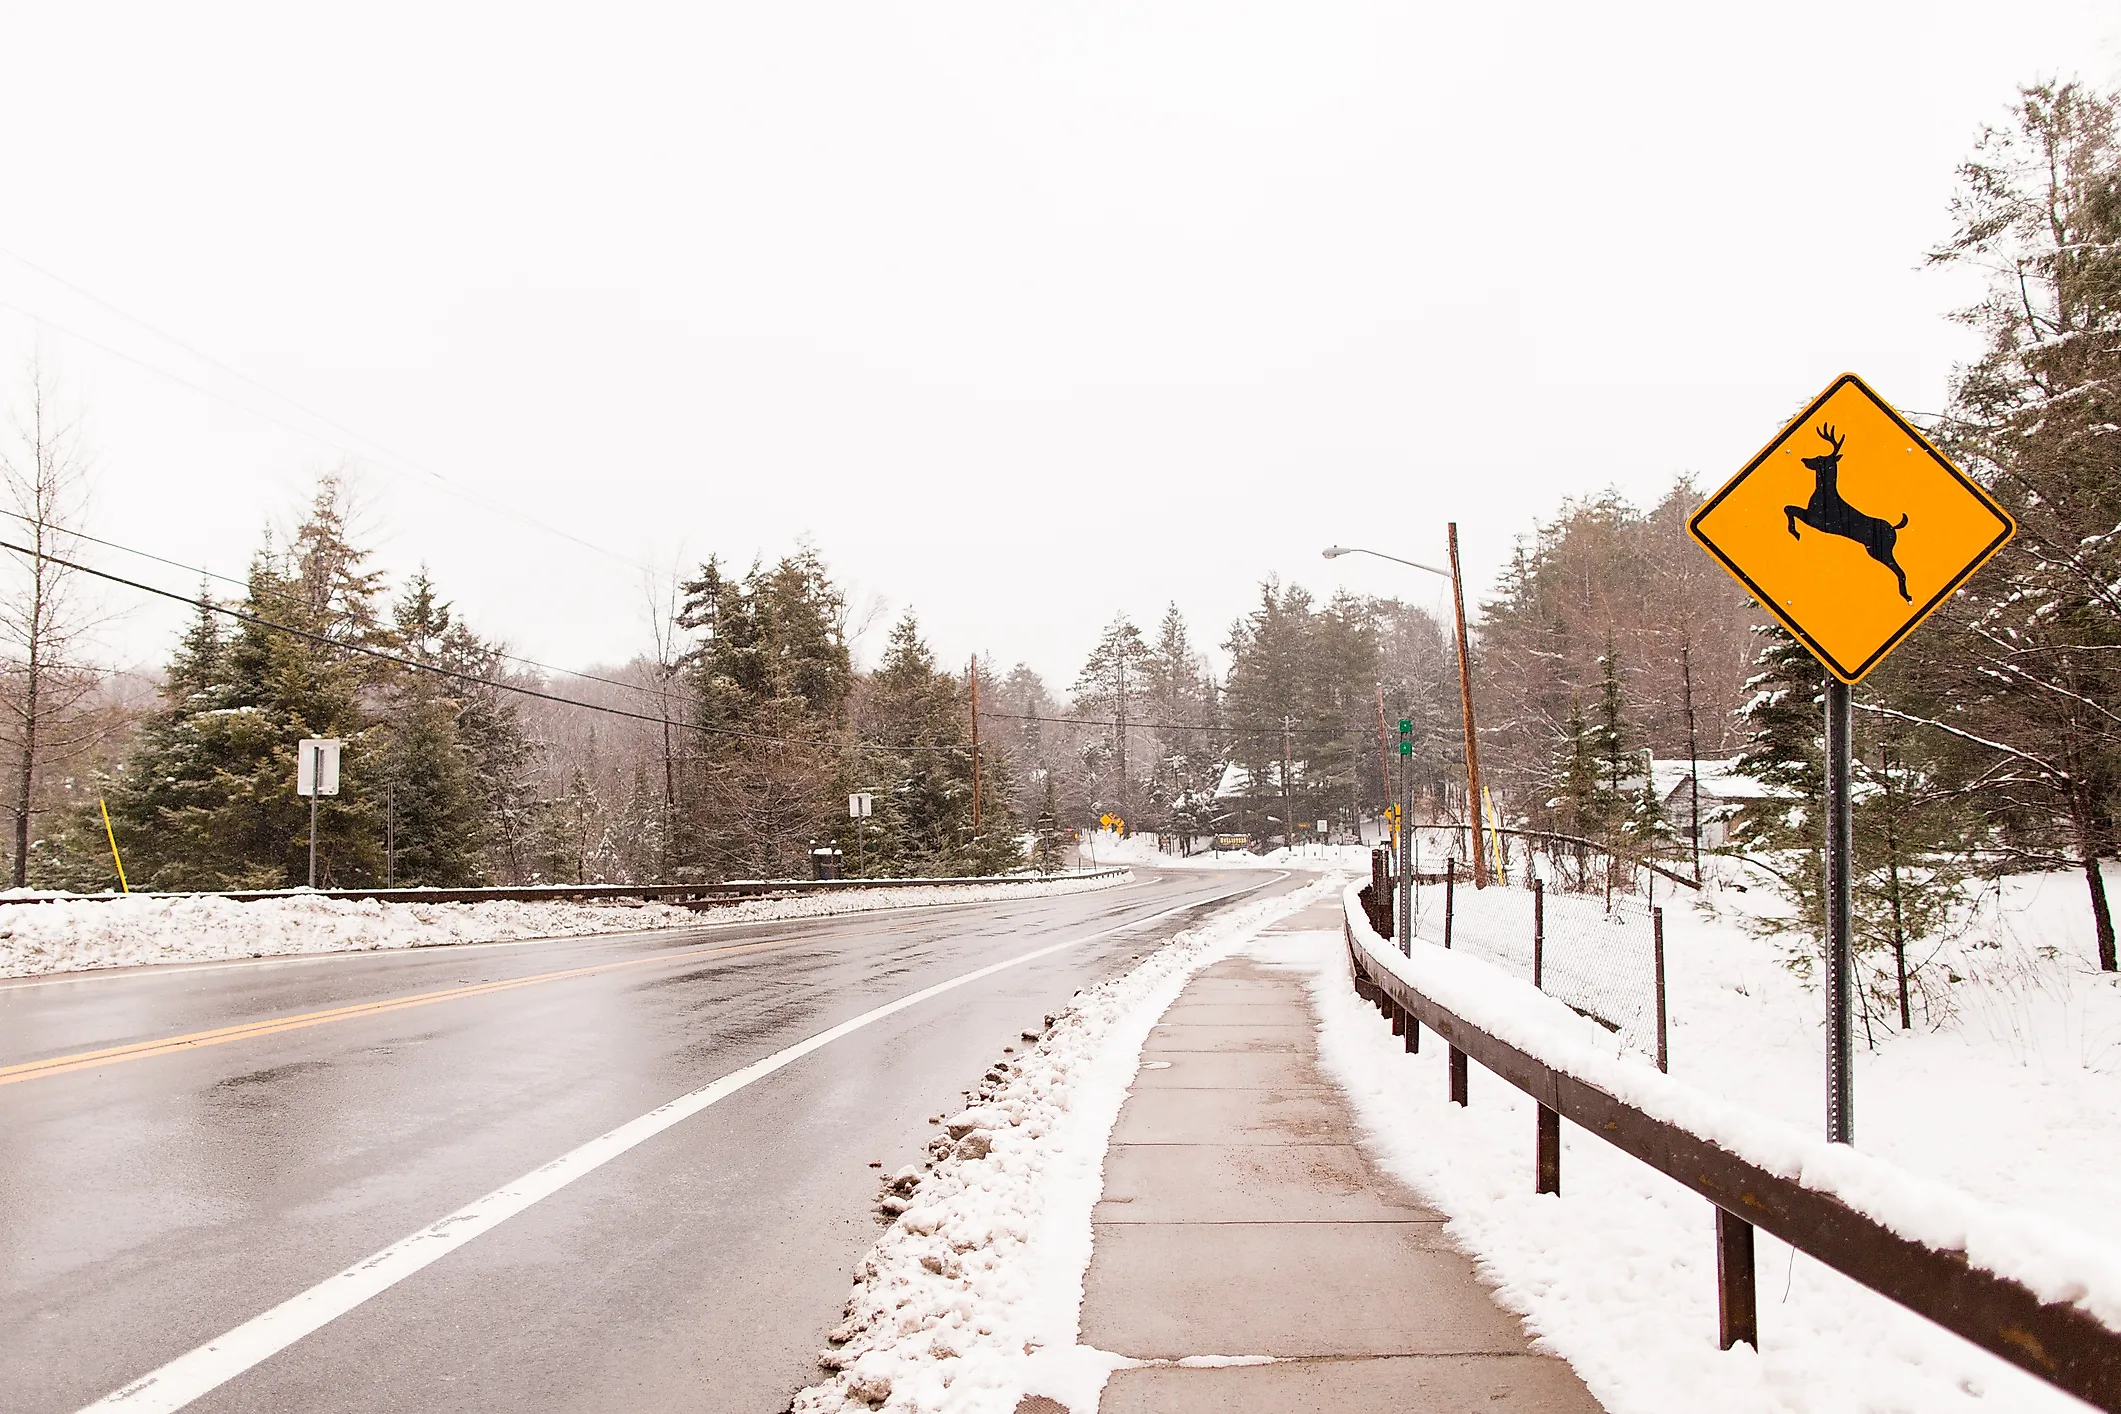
0, 868, 1130, 908
1341, 884, 2121, 1410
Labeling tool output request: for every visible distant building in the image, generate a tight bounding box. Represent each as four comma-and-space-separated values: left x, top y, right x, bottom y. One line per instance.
1647, 756, 1790, 851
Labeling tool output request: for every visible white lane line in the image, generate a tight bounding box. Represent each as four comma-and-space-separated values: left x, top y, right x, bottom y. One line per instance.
79, 875, 1282, 1413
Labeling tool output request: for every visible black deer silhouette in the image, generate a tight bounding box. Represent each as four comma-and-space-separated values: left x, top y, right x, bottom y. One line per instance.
1784, 424, 1911, 602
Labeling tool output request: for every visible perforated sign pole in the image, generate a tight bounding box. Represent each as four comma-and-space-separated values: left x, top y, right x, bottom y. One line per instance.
1825, 682, 1854, 1144
1689, 372, 2016, 1148
308, 742, 321, 889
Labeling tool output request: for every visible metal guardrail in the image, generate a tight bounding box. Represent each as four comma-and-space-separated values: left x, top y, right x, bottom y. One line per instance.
1340, 885, 2121, 1410
0, 868, 1131, 907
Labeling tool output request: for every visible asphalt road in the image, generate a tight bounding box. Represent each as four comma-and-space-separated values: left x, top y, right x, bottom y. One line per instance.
0, 869, 1297, 1414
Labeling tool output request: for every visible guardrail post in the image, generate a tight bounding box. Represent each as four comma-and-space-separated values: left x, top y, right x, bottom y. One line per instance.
1653, 905, 1669, 1074
1533, 878, 1544, 989
1444, 858, 1456, 949
1536, 1104, 1560, 1193
1716, 1207, 1758, 1350
1405, 1010, 1419, 1053
1390, 997, 1405, 1037
1449, 1045, 1467, 1105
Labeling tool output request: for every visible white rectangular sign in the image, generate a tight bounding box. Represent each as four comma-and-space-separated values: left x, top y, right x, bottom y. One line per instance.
297, 738, 343, 797
848, 792, 874, 819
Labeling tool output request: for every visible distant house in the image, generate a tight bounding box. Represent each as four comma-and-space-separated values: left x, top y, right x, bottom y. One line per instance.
1647, 756, 1790, 851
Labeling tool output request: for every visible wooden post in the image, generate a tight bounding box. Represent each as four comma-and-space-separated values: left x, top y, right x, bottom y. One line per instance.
1405, 1011, 1419, 1053
1537, 1104, 1560, 1194
1391, 998, 1406, 1036
1449, 1046, 1468, 1106
1444, 858, 1455, 949
1447, 522, 1489, 888
969, 657, 981, 836
1716, 1207, 1758, 1350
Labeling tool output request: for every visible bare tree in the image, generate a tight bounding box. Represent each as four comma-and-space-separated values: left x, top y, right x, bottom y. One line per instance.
0, 360, 105, 887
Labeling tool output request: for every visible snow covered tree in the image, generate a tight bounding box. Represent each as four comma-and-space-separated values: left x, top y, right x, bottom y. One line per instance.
1920, 80, 2121, 965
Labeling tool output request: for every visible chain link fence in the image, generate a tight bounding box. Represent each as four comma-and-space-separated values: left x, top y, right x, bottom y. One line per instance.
1378, 829, 1679, 1068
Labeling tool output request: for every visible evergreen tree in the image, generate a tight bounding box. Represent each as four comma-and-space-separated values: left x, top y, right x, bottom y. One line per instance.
856, 613, 1020, 875
374, 571, 483, 886
1071, 615, 1153, 829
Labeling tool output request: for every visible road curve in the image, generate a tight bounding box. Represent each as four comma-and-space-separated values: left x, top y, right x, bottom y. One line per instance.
0, 868, 1300, 1413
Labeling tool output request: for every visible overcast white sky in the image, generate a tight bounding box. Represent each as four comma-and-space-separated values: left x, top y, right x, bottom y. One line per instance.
2, 2, 2117, 688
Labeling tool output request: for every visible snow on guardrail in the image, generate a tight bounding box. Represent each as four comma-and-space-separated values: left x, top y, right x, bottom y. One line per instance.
1343, 880, 2121, 1342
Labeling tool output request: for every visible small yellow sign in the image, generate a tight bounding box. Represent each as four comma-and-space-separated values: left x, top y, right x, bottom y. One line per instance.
1689, 372, 2014, 684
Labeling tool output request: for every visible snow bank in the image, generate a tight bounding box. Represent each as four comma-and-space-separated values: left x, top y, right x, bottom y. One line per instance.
1261, 881, 2121, 1412
0, 872, 1130, 979
788, 875, 1344, 1414
1076, 828, 1370, 873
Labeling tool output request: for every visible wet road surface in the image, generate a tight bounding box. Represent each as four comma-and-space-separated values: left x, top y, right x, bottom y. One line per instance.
0, 869, 1296, 1413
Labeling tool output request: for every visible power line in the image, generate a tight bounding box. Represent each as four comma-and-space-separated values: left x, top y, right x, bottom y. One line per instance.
0, 537, 967, 755
0, 260, 654, 574
979, 707, 1407, 740
0, 505, 690, 712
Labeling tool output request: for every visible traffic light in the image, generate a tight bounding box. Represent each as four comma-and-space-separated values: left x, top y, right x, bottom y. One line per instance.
1397, 717, 1413, 757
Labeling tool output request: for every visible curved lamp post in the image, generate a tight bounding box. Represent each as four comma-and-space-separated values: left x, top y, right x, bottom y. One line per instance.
1323, 530, 1490, 888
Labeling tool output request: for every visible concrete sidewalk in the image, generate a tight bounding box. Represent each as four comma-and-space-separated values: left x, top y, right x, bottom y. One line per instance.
1075, 905, 1603, 1412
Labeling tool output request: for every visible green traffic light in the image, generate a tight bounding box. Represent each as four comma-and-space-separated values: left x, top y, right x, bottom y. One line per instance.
1397, 718, 1412, 735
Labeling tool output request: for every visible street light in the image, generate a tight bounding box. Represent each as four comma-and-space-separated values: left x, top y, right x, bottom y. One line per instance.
1321, 545, 1454, 581
1322, 530, 1491, 889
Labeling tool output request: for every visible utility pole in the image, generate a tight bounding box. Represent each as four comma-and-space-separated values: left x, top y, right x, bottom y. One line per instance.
1114, 651, 1128, 828
1282, 715, 1296, 854
1397, 717, 1414, 953
969, 657, 981, 836
385, 782, 396, 888
1375, 685, 1392, 840
1682, 638, 1701, 883
1447, 523, 1489, 888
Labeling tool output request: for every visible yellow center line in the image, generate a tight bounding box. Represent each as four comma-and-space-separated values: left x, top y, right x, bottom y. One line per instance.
0, 935, 804, 1089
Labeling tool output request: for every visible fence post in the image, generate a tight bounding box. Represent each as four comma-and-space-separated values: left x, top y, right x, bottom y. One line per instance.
1449, 1045, 1468, 1106
1532, 878, 1545, 990
1444, 858, 1456, 950
1536, 1104, 1560, 1194
1654, 905, 1669, 1074
1716, 1207, 1758, 1350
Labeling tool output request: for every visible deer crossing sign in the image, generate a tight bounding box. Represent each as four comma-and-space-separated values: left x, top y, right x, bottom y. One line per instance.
1688, 372, 2015, 684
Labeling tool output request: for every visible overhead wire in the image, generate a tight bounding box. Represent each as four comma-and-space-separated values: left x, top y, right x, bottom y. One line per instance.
0, 252, 655, 574
0, 506, 693, 711
0, 536, 976, 755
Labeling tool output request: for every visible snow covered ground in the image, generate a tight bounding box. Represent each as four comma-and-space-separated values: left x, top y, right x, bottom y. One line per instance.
789, 876, 1341, 1414
1263, 863, 2121, 1414
0, 872, 1130, 979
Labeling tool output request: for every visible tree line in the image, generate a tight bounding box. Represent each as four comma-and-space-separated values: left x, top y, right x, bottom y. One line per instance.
1, 81, 2110, 971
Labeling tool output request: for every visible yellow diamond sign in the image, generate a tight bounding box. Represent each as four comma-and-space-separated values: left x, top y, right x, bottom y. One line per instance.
1689, 372, 2014, 684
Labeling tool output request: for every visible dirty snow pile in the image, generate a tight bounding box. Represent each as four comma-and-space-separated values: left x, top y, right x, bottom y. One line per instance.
790, 875, 1342, 1414
0, 871, 1130, 978
1257, 868, 2121, 1413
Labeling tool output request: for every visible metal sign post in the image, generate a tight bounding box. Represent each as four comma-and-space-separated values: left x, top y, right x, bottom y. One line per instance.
848, 792, 873, 875
1396, 719, 1413, 955
1689, 372, 2016, 1146
1824, 680, 1854, 1141
296, 738, 343, 890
